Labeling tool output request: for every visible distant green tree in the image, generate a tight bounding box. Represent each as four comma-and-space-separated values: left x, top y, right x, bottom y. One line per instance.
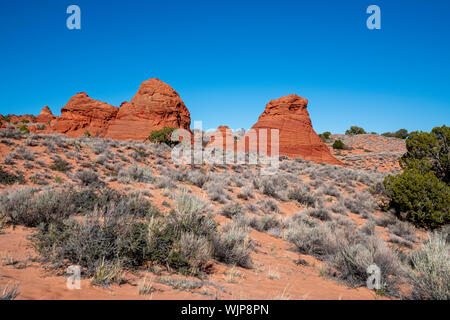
148, 127, 180, 147
18, 125, 29, 134
345, 126, 366, 135
319, 131, 331, 141
382, 129, 409, 139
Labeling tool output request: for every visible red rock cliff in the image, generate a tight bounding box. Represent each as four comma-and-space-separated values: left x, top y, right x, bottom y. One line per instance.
105, 78, 191, 140
245, 94, 342, 165
51, 92, 119, 137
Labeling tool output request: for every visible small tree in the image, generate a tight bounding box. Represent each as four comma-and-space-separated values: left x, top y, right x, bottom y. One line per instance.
400, 125, 449, 185
319, 131, 331, 141
18, 125, 29, 134
382, 129, 409, 139
345, 126, 366, 135
333, 140, 345, 150
148, 127, 180, 147
384, 169, 449, 229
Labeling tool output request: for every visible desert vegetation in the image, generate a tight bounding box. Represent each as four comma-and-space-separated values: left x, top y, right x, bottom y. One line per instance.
0, 127, 448, 300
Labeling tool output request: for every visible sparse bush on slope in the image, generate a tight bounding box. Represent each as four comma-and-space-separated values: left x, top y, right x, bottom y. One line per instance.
408, 232, 450, 300
0, 282, 20, 300
332, 140, 345, 150
384, 169, 449, 229
0, 166, 24, 185
345, 126, 366, 136
147, 127, 180, 147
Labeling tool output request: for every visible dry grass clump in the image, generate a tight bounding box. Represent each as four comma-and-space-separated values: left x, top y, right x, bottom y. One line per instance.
407, 232, 450, 300
0, 282, 20, 300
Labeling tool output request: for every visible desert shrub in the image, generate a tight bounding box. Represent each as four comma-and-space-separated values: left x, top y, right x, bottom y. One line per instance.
219, 202, 244, 219
238, 185, 254, 200
345, 126, 366, 135
148, 127, 180, 147
1, 115, 11, 123
285, 222, 338, 257
319, 131, 331, 141
175, 232, 212, 274
91, 140, 110, 155
155, 176, 175, 189
307, 207, 332, 221
145, 192, 217, 274
34, 217, 151, 275
288, 185, 316, 207
186, 171, 208, 188
251, 214, 281, 232
0, 167, 24, 185
18, 125, 29, 134
204, 180, 229, 203
359, 220, 376, 236
321, 184, 341, 198
0, 282, 20, 300
374, 212, 397, 227
110, 192, 160, 218
388, 220, 416, 243
91, 258, 124, 287
328, 235, 402, 293
384, 169, 449, 229
75, 169, 102, 186
118, 164, 154, 183
260, 198, 280, 214
212, 223, 252, 268
15, 146, 34, 161
50, 157, 71, 172
408, 232, 450, 300
253, 176, 288, 200
332, 140, 345, 150
382, 129, 409, 139
330, 199, 348, 215
0, 188, 74, 227
343, 194, 371, 215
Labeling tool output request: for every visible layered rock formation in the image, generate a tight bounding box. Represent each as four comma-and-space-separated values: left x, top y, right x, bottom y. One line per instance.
51, 92, 119, 138
105, 78, 191, 140
35, 106, 57, 124
245, 94, 342, 164
206, 126, 237, 150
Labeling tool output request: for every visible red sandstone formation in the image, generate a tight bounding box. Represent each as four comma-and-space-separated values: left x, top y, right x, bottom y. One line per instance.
51, 92, 119, 138
106, 78, 191, 140
206, 126, 237, 150
35, 106, 57, 124
243, 94, 342, 165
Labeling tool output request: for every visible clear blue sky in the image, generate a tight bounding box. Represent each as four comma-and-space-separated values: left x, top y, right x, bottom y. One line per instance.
1, 0, 449, 133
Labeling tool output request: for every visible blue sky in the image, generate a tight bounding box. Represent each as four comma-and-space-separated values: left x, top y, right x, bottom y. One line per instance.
0, 0, 449, 133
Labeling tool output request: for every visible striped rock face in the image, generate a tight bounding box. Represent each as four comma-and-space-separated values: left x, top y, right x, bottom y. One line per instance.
247, 94, 342, 165
105, 78, 191, 141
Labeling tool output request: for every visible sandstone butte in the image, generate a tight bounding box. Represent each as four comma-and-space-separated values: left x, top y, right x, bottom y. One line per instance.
206, 94, 342, 165
35, 106, 57, 124
50, 92, 119, 138
105, 78, 191, 140
3, 79, 341, 165
47, 78, 190, 140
